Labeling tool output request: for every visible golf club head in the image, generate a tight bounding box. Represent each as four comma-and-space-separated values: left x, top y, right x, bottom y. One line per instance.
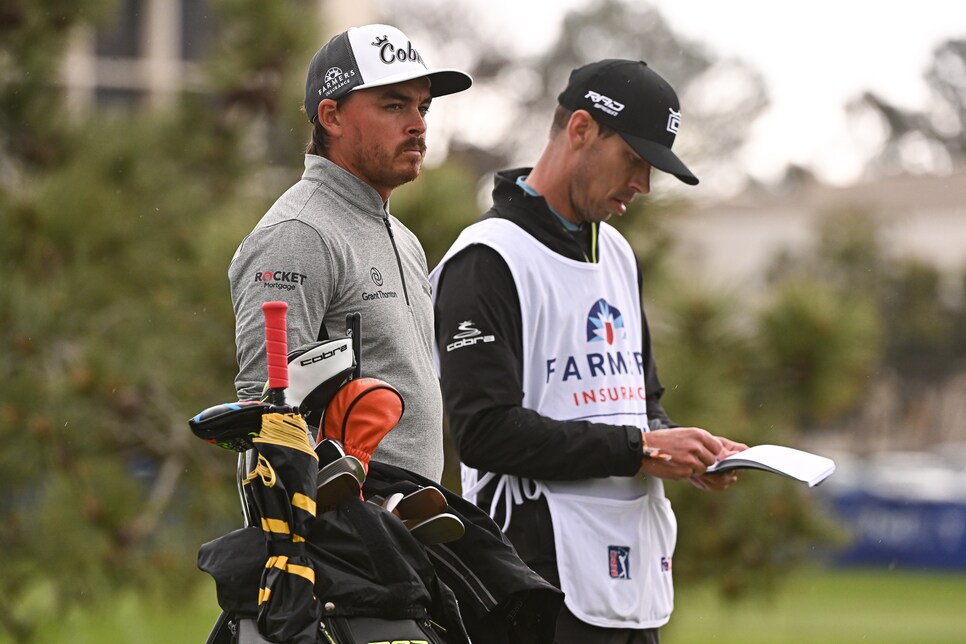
316, 469, 362, 508
317, 454, 366, 487
395, 486, 448, 524
315, 438, 347, 468
406, 513, 465, 545
381, 492, 405, 516
188, 400, 271, 451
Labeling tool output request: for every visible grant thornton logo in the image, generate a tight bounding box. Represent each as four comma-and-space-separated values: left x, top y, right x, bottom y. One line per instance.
586, 298, 625, 345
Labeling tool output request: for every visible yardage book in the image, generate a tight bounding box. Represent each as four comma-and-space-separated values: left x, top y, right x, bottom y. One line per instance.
705, 444, 836, 487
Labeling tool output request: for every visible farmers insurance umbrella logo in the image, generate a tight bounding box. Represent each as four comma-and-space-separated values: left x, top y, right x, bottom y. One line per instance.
586, 299, 626, 345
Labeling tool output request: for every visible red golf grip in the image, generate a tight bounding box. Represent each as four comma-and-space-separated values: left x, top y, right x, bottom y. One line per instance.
262, 301, 289, 392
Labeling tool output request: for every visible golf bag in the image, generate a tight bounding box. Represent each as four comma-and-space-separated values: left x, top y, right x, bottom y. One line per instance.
198, 500, 466, 644
364, 461, 564, 643
191, 307, 561, 643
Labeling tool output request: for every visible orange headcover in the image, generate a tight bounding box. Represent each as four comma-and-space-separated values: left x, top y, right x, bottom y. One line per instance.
320, 378, 404, 472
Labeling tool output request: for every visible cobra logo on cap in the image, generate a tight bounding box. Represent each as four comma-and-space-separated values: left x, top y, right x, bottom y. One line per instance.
371, 34, 426, 66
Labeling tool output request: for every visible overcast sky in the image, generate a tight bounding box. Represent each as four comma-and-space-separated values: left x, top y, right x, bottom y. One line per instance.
658, 0, 966, 185
478, 0, 966, 187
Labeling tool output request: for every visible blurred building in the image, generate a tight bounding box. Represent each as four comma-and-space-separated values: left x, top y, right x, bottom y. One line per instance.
673, 169, 966, 291
59, 0, 377, 112
674, 170, 966, 455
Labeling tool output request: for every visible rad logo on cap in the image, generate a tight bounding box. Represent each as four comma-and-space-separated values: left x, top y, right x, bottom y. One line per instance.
585, 90, 625, 116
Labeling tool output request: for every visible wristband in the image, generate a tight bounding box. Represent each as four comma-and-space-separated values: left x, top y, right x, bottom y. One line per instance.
641, 432, 673, 462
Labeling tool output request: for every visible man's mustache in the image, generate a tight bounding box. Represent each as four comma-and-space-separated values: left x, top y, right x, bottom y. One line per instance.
398, 138, 427, 155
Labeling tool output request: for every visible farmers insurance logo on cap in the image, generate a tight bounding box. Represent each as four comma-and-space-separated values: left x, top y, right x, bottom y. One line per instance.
305, 24, 472, 122
558, 58, 698, 185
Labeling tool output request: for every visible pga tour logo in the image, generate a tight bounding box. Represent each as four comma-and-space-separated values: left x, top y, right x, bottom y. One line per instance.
609, 545, 631, 579
585, 90, 625, 116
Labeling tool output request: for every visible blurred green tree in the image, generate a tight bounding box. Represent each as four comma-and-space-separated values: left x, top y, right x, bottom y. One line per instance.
754, 280, 882, 427
0, 0, 315, 639
389, 160, 483, 268
763, 208, 966, 443
651, 274, 852, 598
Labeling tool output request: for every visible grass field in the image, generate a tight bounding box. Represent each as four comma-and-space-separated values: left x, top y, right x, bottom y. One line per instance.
665, 567, 966, 643
14, 567, 966, 643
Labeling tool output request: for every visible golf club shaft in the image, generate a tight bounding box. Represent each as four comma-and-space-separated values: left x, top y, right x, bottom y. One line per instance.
347, 312, 361, 379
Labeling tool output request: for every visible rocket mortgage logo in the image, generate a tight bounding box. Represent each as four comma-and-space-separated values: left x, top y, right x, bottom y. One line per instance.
253, 269, 308, 292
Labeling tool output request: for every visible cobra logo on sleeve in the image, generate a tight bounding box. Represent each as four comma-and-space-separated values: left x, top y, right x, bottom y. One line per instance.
446, 320, 495, 352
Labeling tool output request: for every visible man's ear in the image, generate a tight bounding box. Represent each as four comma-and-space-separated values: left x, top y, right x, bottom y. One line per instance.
567, 109, 596, 150
317, 98, 341, 136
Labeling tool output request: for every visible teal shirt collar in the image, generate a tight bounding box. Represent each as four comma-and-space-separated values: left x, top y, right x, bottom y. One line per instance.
515, 175, 583, 232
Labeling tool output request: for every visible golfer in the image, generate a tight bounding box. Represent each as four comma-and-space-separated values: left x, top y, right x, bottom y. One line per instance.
230, 24, 471, 484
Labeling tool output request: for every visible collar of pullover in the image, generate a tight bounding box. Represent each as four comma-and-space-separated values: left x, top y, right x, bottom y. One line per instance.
302, 154, 390, 219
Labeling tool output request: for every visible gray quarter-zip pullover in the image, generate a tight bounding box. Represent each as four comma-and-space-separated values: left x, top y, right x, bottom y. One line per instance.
229, 155, 443, 481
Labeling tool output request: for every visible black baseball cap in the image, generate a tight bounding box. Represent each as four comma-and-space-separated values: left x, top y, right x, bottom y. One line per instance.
558, 59, 698, 185
305, 24, 473, 123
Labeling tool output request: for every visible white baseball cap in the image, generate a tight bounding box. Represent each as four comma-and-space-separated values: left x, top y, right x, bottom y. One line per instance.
305, 24, 473, 122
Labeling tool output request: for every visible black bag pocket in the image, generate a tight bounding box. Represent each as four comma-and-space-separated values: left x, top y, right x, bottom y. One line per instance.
197, 527, 265, 617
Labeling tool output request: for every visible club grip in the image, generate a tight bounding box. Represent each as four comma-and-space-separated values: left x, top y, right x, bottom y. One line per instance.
262, 301, 289, 391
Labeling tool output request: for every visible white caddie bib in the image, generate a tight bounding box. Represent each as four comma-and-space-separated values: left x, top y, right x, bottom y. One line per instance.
431, 219, 676, 628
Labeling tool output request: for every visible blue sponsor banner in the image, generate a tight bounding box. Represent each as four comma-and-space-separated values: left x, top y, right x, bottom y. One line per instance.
830, 490, 966, 569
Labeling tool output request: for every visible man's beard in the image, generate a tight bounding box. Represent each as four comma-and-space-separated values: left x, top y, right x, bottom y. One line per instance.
360, 138, 426, 190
